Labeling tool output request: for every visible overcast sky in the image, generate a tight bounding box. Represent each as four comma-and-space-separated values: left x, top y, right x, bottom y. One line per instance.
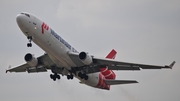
0, 0, 180, 101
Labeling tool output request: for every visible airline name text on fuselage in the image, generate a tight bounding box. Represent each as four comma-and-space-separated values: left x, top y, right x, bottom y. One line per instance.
50, 29, 78, 53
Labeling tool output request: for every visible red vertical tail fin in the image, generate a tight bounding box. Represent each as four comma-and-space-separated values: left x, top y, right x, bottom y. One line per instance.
99, 49, 117, 80
97, 49, 117, 90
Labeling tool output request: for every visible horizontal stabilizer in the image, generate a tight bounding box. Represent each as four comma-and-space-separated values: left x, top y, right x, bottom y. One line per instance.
105, 79, 138, 85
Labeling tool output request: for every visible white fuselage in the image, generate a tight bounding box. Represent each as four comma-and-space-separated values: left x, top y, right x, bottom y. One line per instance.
16, 13, 104, 89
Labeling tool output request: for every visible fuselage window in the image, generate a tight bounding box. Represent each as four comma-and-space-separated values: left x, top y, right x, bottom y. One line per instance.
20, 13, 30, 18
33, 22, 36, 25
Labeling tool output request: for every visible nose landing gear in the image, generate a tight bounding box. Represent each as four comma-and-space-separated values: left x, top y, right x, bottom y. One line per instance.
27, 43, 32, 47
27, 36, 32, 47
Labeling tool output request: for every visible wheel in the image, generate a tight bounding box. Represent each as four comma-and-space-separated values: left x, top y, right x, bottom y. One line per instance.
82, 73, 86, 78
27, 43, 30, 47
84, 75, 88, 80
70, 75, 74, 79
53, 77, 56, 81
67, 75, 70, 80
78, 72, 82, 77
78, 72, 84, 79
27, 43, 32, 47
50, 74, 53, 79
29, 43, 32, 47
57, 75, 60, 79
27, 36, 32, 40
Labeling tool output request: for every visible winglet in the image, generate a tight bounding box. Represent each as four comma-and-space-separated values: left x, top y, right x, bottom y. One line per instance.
6, 65, 11, 73
169, 61, 176, 69
165, 61, 176, 69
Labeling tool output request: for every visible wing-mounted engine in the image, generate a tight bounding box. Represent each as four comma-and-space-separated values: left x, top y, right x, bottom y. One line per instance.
78, 52, 93, 65
24, 53, 38, 67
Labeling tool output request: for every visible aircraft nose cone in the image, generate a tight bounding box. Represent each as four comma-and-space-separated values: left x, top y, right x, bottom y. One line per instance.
16, 13, 29, 33
16, 14, 23, 24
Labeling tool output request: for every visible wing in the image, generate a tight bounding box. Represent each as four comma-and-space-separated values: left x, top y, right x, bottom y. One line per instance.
68, 52, 175, 74
6, 64, 28, 73
6, 54, 60, 73
93, 57, 175, 70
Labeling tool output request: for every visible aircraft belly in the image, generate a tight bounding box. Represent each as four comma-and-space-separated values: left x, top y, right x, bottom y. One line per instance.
47, 36, 77, 69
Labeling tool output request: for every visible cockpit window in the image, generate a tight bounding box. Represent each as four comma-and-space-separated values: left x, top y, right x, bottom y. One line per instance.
21, 13, 30, 18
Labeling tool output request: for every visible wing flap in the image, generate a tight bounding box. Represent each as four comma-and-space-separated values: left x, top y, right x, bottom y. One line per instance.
27, 66, 47, 73
105, 79, 138, 85
108, 65, 140, 70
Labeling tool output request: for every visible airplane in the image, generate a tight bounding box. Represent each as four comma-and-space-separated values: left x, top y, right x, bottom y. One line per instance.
6, 12, 175, 90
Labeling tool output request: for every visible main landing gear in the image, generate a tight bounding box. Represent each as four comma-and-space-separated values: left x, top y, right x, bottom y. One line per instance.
78, 72, 88, 80
66, 71, 88, 80
27, 36, 32, 47
50, 73, 60, 81
67, 74, 74, 80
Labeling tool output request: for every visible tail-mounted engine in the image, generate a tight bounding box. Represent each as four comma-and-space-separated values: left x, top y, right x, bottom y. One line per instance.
24, 53, 38, 67
78, 52, 93, 65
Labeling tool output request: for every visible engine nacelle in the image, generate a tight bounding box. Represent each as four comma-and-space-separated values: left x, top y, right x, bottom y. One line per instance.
24, 53, 38, 67
79, 52, 93, 65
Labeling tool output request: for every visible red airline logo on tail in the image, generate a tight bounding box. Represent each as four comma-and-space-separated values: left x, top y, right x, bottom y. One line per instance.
106, 49, 117, 59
